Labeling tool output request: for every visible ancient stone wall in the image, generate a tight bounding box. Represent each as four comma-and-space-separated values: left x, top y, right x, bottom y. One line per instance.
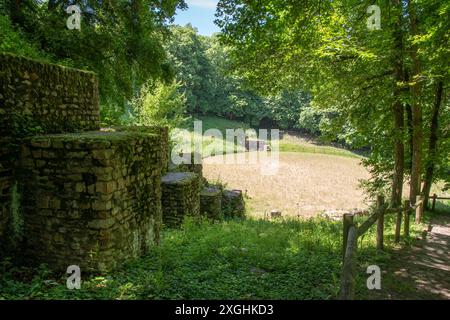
200, 186, 222, 220
113, 126, 169, 174
222, 190, 246, 218
0, 53, 100, 250
161, 172, 200, 227
19, 131, 162, 272
168, 152, 205, 187
0, 53, 100, 133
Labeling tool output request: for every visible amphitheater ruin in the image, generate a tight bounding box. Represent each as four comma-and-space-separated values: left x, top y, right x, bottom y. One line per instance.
0, 53, 244, 272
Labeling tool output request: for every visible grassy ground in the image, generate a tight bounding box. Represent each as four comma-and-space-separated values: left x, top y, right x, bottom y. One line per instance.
0, 213, 427, 300
204, 152, 370, 217
1, 116, 444, 300
173, 115, 249, 157
177, 115, 361, 159
279, 132, 360, 159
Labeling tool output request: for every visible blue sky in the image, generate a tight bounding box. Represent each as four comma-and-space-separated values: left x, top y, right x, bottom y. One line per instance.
173, 0, 220, 36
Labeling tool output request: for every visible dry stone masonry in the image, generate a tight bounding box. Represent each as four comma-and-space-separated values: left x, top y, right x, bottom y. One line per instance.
19, 131, 163, 272
222, 190, 246, 218
200, 186, 222, 220
161, 172, 201, 227
0, 53, 246, 271
1, 53, 100, 251
0, 54, 166, 271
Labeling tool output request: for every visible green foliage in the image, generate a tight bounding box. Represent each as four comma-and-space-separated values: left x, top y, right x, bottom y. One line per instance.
166, 25, 314, 130
0, 0, 187, 119
131, 80, 187, 129
0, 214, 426, 300
0, 15, 45, 59
215, 0, 450, 196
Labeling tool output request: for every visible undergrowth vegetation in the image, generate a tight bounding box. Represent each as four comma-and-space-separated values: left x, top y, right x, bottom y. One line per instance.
0, 214, 425, 300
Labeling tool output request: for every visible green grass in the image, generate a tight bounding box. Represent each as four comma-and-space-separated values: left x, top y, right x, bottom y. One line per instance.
279, 142, 361, 159
431, 199, 450, 214
178, 115, 361, 159
0, 215, 425, 300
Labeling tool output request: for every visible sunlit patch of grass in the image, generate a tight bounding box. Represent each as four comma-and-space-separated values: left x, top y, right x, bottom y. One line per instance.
0, 214, 425, 300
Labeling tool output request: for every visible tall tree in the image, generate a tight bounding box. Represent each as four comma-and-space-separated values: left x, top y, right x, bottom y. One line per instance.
407, 0, 424, 204
215, 0, 450, 202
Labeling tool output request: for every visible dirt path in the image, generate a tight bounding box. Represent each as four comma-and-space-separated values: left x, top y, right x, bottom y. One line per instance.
367, 213, 450, 299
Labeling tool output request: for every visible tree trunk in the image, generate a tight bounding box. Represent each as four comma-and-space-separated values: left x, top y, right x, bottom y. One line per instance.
390, 0, 405, 208
422, 81, 444, 208
407, 0, 423, 205
406, 99, 413, 175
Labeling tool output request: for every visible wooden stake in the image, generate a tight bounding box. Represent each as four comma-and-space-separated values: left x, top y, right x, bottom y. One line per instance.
376, 195, 385, 250
394, 205, 402, 243
404, 200, 410, 237
415, 195, 422, 224
340, 225, 357, 300
342, 213, 355, 262
431, 194, 437, 211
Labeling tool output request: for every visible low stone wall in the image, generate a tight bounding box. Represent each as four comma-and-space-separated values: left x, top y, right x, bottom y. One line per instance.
19, 131, 162, 272
0, 53, 100, 133
0, 94, 13, 245
0, 53, 100, 250
0, 133, 12, 247
112, 126, 169, 174
200, 186, 222, 220
222, 190, 246, 218
169, 152, 203, 178
161, 172, 200, 227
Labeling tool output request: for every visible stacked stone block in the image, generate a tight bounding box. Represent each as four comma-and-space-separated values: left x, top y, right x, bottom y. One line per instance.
0, 53, 100, 133
222, 190, 246, 218
113, 126, 169, 174
161, 172, 201, 227
0, 53, 100, 251
19, 131, 163, 272
169, 152, 203, 177
200, 186, 222, 220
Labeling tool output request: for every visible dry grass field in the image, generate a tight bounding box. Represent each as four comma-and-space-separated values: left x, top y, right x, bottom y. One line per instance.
203, 151, 371, 218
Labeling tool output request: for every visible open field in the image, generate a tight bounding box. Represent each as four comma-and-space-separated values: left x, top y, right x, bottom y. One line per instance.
279, 131, 361, 158
203, 152, 371, 217
177, 116, 362, 159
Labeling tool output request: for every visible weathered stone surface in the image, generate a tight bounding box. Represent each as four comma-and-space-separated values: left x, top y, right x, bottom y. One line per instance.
200, 186, 222, 220
0, 53, 100, 251
161, 172, 201, 227
169, 152, 203, 178
222, 189, 246, 218
112, 126, 169, 174
19, 130, 164, 272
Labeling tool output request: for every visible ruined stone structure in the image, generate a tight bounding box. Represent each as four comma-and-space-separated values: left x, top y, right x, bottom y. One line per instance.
0, 54, 163, 271
200, 186, 222, 220
20, 131, 163, 272
161, 172, 201, 227
222, 190, 246, 218
0, 53, 99, 252
0, 53, 245, 271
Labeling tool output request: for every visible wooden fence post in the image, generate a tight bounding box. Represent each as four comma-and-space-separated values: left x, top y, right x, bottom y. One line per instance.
415, 195, 423, 224
343, 213, 355, 262
340, 225, 358, 300
404, 200, 410, 237
394, 204, 402, 243
376, 195, 385, 250
431, 194, 437, 211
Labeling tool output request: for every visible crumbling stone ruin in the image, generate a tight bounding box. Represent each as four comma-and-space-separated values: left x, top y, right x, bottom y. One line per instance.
0, 53, 245, 272
161, 172, 201, 227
